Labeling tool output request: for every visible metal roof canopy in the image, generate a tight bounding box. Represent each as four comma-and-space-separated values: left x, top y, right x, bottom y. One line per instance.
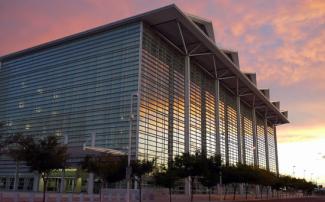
83, 146, 126, 156
66, 146, 126, 160
0, 4, 288, 125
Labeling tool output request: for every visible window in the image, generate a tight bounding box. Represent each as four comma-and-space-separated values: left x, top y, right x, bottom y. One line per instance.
18, 178, 24, 190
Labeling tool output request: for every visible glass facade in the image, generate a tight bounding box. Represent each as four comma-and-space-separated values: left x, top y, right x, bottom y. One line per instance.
138, 27, 219, 165
267, 125, 277, 173
0, 19, 281, 192
0, 23, 141, 177
257, 116, 267, 169
225, 91, 239, 165
219, 88, 227, 164
138, 26, 185, 165
241, 103, 254, 165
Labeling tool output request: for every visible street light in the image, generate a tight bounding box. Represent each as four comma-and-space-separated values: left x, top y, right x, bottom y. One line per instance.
292, 165, 296, 177
127, 92, 138, 202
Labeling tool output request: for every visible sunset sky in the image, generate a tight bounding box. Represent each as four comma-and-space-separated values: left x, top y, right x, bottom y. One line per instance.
1, 0, 324, 185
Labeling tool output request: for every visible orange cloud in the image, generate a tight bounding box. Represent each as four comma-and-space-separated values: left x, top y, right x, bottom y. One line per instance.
278, 125, 325, 143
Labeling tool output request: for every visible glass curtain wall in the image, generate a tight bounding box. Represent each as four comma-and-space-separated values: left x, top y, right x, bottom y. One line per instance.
225, 91, 239, 165
205, 78, 216, 157
0, 23, 141, 187
190, 64, 202, 154
241, 103, 254, 165
139, 26, 185, 165
267, 124, 276, 173
257, 116, 267, 169
139, 26, 217, 165
189, 63, 216, 156
219, 88, 227, 164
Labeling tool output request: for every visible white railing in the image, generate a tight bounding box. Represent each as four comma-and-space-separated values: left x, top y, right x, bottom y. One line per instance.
0, 192, 99, 202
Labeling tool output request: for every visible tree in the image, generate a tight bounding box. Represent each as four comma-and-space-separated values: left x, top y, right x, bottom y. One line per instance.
222, 165, 242, 200
198, 154, 222, 201
19, 135, 68, 202
82, 154, 127, 186
131, 158, 155, 202
235, 164, 259, 200
255, 168, 275, 199
82, 154, 127, 201
3, 134, 32, 191
271, 175, 286, 198
174, 151, 204, 202
153, 163, 180, 202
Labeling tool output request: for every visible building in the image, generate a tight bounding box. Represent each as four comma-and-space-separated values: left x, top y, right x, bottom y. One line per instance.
0, 5, 288, 192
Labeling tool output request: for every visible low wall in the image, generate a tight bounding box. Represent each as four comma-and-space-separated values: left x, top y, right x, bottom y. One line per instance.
0, 190, 305, 202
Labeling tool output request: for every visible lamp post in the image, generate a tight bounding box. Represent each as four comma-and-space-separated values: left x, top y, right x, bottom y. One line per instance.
127, 92, 138, 202
292, 165, 296, 177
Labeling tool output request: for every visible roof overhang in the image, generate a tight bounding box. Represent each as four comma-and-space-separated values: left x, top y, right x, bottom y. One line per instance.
0, 4, 289, 125
83, 146, 126, 156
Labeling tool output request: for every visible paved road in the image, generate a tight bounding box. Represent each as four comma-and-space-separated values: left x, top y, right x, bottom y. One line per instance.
236, 197, 325, 202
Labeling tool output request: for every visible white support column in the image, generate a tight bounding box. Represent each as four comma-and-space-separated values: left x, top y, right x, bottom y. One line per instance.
184, 54, 191, 155
87, 133, 96, 195
264, 118, 270, 171
184, 57, 190, 153
252, 107, 258, 167
33, 172, 39, 192
274, 125, 279, 175
214, 79, 220, 155
236, 80, 242, 164
236, 96, 242, 163
184, 55, 191, 197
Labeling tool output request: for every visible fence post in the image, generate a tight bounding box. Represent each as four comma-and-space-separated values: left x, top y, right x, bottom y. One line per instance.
79, 193, 83, 202
68, 193, 72, 202
56, 192, 62, 202
90, 193, 94, 202
29, 192, 35, 202
13, 192, 19, 202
